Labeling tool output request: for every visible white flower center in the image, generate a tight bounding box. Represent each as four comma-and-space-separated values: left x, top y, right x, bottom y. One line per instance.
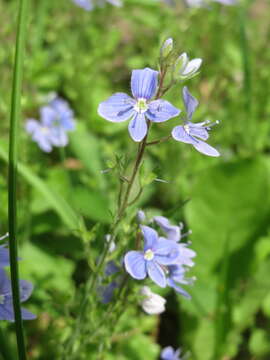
144, 249, 154, 261
183, 124, 190, 134
134, 98, 149, 114
41, 126, 49, 134
0, 295, 5, 305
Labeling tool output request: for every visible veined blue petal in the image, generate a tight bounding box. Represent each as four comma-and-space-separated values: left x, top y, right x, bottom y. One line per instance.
131, 68, 158, 100
98, 93, 135, 123
124, 251, 146, 280
182, 86, 198, 120
189, 123, 209, 140
128, 113, 148, 142
193, 140, 220, 157
146, 261, 166, 288
141, 225, 158, 251
147, 100, 180, 123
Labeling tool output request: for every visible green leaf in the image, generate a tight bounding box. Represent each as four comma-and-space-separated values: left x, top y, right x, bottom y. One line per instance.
0, 144, 82, 232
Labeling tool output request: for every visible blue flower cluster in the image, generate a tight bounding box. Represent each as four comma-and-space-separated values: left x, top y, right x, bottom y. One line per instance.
0, 239, 35, 321
98, 67, 220, 157
26, 96, 76, 153
124, 216, 195, 298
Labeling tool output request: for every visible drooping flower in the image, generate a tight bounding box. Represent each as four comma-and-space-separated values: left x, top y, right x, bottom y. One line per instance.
140, 286, 166, 315
172, 86, 220, 157
174, 53, 202, 80
98, 68, 180, 142
0, 246, 9, 268
26, 96, 76, 153
161, 346, 182, 360
0, 269, 36, 321
124, 226, 180, 287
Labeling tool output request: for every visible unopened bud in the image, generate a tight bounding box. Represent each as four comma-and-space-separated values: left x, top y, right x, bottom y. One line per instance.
140, 286, 166, 315
161, 38, 174, 58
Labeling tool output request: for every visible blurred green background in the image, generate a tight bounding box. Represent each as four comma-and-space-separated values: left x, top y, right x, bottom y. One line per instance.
1, 0, 270, 359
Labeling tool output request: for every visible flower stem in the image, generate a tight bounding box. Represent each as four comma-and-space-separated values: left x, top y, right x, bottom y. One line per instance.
8, 0, 30, 359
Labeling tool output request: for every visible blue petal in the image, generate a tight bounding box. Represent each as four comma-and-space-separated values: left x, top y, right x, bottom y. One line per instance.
146, 261, 166, 288
141, 225, 158, 251
154, 216, 180, 241
0, 269, 11, 294
19, 280, 34, 302
73, 0, 93, 11
167, 278, 191, 299
182, 86, 198, 120
147, 100, 180, 123
161, 346, 176, 360
40, 106, 57, 127
131, 68, 158, 100
25, 119, 39, 134
128, 113, 148, 142
0, 246, 10, 267
21, 307, 36, 320
98, 93, 135, 123
124, 251, 146, 280
193, 140, 220, 157
189, 124, 209, 140
0, 303, 14, 321
171, 125, 194, 144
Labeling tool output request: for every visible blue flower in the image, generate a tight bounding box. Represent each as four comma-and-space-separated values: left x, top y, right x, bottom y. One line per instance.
172, 86, 220, 157
161, 346, 182, 360
124, 226, 180, 287
0, 269, 36, 321
26, 96, 76, 153
72, 0, 93, 10
0, 246, 9, 268
72, 0, 122, 10
98, 68, 180, 142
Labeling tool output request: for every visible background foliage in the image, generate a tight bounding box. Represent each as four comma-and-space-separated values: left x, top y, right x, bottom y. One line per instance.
1, 0, 270, 359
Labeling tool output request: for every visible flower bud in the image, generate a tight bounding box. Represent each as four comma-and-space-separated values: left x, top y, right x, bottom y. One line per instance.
161, 38, 174, 59
140, 286, 166, 315
174, 53, 202, 80
137, 210, 146, 223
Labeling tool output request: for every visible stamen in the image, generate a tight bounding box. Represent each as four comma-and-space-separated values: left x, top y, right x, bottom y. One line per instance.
0, 233, 9, 241
134, 98, 149, 114
144, 249, 154, 261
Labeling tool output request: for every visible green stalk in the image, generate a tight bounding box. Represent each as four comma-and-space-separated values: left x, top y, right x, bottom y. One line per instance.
0, 326, 14, 360
8, 0, 30, 359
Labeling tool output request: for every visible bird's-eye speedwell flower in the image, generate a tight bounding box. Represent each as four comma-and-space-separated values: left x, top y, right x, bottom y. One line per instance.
26, 96, 76, 152
124, 225, 180, 287
98, 68, 180, 142
172, 86, 220, 157
0, 269, 35, 321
